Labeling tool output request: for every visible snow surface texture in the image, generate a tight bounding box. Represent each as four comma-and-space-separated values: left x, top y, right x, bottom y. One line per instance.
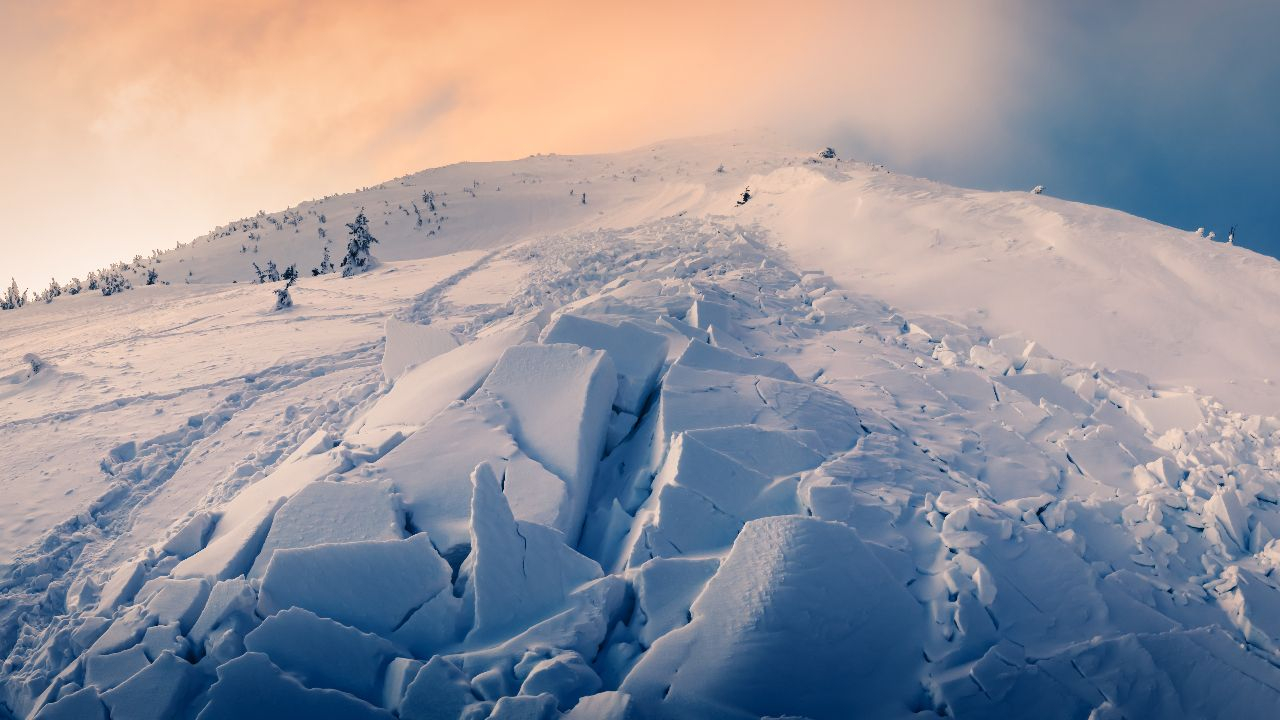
6, 134, 1280, 718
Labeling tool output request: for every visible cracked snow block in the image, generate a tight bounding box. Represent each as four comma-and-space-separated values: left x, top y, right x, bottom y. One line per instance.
399, 656, 474, 720
565, 691, 635, 720
752, 376, 864, 454
1204, 488, 1251, 553
161, 511, 217, 559
489, 693, 559, 719
502, 453, 573, 536
140, 622, 186, 661
137, 577, 211, 633
197, 652, 393, 719
248, 479, 406, 578
1128, 392, 1205, 435
172, 495, 287, 581
541, 314, 669, 415
625, 483, 744, 566
684, 425, 825, 478
94, 559, 147, 617
518, 651, 602, 710
33, 686, 107, 720
188, 577, 256, 649
671, 338, 797, 381
83, 644, 150, 693
244, 607, 401, 705
390, 589, 463, 659
100, 651, 198, 720
476, 343, 617, 542
258, 533, 452, 637
382, 657, 423, 714
631, 557, 719, 647
462, 463, 603, 645
349, 321, 540, 446
1217, 568, 1280, 656
382, 317, 459, 382
87, 606, 155, 656
377, 402, 518, 556
995, 373, 1091, 416
941, 628, 1280, 719
621, 516, 924, 720
969, 345, 1012, 375
686, 299, 736, 334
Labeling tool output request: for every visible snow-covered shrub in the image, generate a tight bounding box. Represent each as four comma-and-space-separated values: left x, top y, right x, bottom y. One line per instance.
1031, 185, 1045, 194
736, 187, 752, 206
99, 269, 130, 296
341, 211, 379, 277
820, 147, 837, 159
273, 264, 298, 311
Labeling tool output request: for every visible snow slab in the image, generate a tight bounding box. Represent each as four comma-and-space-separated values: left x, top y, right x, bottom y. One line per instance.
257, 533, 451, 636
381, 317, 458, 382
540, 313, 668, 415
197, 652, 392, 720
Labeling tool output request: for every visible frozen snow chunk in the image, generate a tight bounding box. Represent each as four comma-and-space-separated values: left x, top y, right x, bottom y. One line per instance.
172, 496, 285, 581
463, 463, 603, 645
206, 450, 347, 548
34, 686, 106, 720
137, 577, 210, 632
100, 651, 197, 720
565, 692, 635, 720
87, 606, 155, 656
382, 657, 423, 714
686, 299, 735, 334
95, 559, 146, 616
1218, 568, 1280, 657
502, 453, 573, 534
188, 577, 256, 649
382, 317, 459, 382
350, 321, 539, 445
376, 402, 518, 555
624, 484, 744, 565
476, 343, 617, 541
140, 622, 186, 661
1204, 489, 1251, 552
519, 652, 601, 710
258, 533, 452, 636
753, 376, 863, 454
541, 314, 668, 415
83, 644, 149, 692
400, 656, 474, 720
489, 693, 560, 719
672, 339, 798, 381
161, 511, 216, 559
941, 628, 1280, 719
1129, 392, 1204, 434
685, 425, 824, 478
390, 589, 463, 659
244, 607, 400, 705
198, 652, 393, 720
707, 324, 750, 356
996, 373, 1091, 415
605, 410, 639, 452
248, 479, 405, 578
969, 345, 1012, 375
631, 557, 719, 647
621, 516, 923, 720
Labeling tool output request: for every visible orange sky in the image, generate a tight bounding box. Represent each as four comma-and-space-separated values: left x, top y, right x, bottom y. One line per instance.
0, 1, 1023, 290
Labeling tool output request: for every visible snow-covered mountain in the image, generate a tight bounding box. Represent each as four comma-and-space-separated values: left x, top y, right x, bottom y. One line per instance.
5, 133, 1280, 719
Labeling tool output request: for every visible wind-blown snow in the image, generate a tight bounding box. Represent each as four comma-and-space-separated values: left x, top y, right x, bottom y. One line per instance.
5, 133, 1280, 719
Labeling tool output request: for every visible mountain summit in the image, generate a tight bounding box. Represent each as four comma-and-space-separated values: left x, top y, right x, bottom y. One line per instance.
5, 135, 1280, 719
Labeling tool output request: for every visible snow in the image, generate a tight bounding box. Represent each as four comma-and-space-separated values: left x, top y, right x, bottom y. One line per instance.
381, 317, 458, 382
8, 133, 1280, 719
257, 534, 452, 636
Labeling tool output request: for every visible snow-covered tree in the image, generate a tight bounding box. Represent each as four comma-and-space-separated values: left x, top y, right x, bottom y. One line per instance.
341, 211, 379, 277
273, 264, 298, 310
145, 268, 158, 285
2, 278, 26, 310
66, 277, 83, 295
736, 187, 752, 206
252, 262, 266, 284
86, 271, 99, 291
1031, 185, 1045, 195
312, 244, 333, 276
266, 260, 281, 283
820, 147, 837, 159
45, 278, 62, 301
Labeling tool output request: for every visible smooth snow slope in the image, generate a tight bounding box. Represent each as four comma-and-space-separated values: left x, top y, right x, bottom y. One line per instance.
3, 133, 1280, 720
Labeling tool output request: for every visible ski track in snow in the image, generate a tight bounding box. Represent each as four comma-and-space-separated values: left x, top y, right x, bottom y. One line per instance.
5, 137, 1280, 719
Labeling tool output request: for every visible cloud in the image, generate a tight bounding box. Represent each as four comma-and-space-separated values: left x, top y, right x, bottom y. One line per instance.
0, 1, 1055, 289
